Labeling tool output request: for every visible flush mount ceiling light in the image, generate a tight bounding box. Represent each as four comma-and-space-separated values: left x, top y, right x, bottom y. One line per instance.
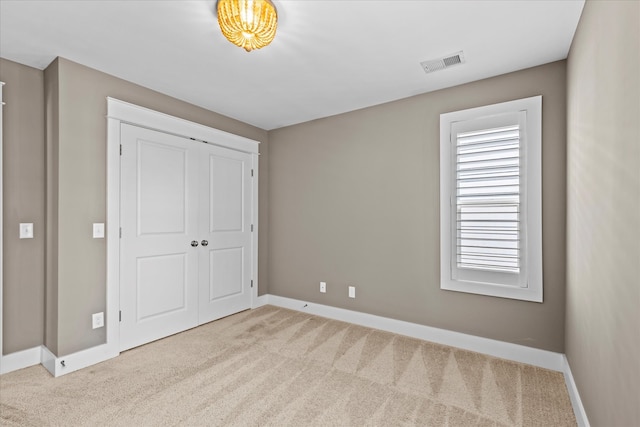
217, 0, 278, 52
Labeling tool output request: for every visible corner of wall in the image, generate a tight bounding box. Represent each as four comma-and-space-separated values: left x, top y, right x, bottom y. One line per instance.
258, 133, 269, 296
563, 355, 591, 427
44, 58, 60, 355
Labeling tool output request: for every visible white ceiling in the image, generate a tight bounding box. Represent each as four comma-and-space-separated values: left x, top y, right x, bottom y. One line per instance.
0, 0, 584, 130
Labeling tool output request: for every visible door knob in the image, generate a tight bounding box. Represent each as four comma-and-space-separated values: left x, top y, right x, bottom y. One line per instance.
201, 240, 209, 247
191, 240, 199, 247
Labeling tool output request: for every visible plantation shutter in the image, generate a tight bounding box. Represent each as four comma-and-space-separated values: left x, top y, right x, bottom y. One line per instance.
440, 96, 542, 301
456, 124, 521, 272
450, 112, 528, 288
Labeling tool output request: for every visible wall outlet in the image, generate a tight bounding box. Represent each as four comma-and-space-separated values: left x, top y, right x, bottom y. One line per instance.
320, 281, 327, 293
92, 312, 104, 329
19, 223, 34, 239
348, 286, 355, 298
93, 223, 105, 238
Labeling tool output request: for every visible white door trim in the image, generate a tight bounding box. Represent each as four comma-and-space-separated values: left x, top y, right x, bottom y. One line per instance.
106, 97, 260, 361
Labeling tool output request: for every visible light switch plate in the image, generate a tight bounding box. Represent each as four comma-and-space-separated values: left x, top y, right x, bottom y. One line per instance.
93, 223, 105, 238
19, 223, 34, 239
348, 286, 355, 299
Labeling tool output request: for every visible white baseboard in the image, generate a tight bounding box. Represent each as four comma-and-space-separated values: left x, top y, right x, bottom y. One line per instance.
45, 343, 119, 377
254, 294, 269, 308
0, 346, 42, 374
1, 343, 119, 378
262, 294, 565, 372
41, 345, 56, 374
563, 355, 590, 427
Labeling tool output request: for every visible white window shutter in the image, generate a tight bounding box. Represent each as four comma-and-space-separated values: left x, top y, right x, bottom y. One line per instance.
455, 124, 521, 274
440, 96, 542, 302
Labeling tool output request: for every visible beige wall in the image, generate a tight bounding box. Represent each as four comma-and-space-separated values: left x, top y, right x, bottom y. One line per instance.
268, 61, 567, 352
566, 1, 640, 425
0, 59, 46, 355
46, 57, 268, 356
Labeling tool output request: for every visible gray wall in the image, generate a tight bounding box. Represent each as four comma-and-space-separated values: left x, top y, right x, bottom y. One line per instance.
45, 57, 268, 356
268, 61, 567, 352
565, 1, 640, 425
0, 58, 46, 355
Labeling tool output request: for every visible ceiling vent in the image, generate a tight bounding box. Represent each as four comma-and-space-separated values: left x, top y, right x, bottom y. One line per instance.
420, 51, 465, 74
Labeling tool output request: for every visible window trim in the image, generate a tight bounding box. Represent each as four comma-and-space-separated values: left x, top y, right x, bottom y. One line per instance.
440, 96, 543, 302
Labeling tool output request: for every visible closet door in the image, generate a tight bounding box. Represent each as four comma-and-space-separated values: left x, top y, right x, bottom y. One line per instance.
198, 144, 253, 324
119, 124, 199, 351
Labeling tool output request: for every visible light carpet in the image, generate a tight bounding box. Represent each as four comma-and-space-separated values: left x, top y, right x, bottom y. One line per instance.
0, 305, 576, 426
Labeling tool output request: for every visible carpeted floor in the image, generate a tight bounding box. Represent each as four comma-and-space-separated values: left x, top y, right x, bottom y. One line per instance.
0, 305, 576, 426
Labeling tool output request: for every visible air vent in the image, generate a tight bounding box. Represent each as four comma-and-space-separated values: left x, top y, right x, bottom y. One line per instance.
420, 51, 465, 74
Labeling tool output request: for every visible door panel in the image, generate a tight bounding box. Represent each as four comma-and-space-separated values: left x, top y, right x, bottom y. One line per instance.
136, 253, 187, 320
137, 141, 187, 235
209, 156, 244, 232
120, 124, 199, 351
208, 247, 244, 300
199, 146, 252, 324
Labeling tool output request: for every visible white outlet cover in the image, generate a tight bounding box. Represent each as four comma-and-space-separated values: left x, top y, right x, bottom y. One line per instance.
92, 312, 104, 329
92, 223, 105, 238
348, 286, 355, 298
19, 223, 34, 239
320, 282, 327, 293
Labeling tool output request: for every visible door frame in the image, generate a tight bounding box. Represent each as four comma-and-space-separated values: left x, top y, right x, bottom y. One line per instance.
106, 97, 260, 357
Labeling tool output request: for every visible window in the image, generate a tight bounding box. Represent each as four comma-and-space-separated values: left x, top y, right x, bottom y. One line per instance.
440, 96, 542, 302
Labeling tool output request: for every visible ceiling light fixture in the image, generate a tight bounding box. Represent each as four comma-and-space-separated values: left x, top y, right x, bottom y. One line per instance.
217, 0, 277, 52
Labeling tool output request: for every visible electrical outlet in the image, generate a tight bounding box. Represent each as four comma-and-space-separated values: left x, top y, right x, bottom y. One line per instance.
320, 281, 327, 293
19, 223, 34, 239
92, 312, 104, 329
93, 223, 105, 238
348, 286, 355, 298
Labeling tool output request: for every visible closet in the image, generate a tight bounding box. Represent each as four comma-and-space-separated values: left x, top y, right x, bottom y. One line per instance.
115, 112, 257, 351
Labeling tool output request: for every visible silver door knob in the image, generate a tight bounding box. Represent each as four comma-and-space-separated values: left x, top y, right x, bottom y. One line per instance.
201, 240, 209, 247
191, 240, 199, 247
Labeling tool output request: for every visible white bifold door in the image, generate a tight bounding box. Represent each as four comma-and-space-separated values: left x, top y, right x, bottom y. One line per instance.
119, 124, 253, 352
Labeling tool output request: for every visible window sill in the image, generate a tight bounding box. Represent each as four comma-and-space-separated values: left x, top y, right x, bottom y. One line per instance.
441, 278, 543, 302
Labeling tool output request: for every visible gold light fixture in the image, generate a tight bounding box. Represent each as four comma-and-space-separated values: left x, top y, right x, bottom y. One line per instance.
217, 0, 277, 52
